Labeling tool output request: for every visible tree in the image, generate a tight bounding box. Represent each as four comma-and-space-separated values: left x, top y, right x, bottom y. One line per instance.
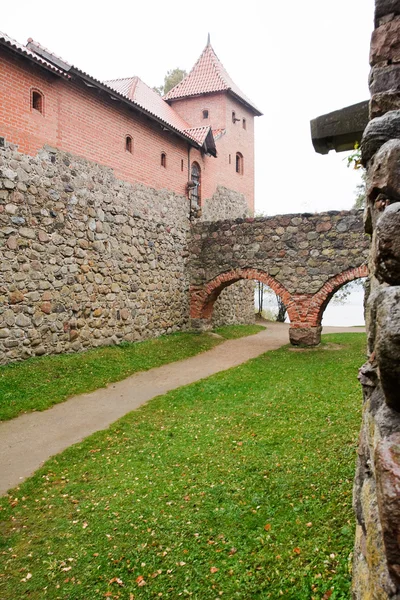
346, 143, 366, 209
255, 281, 287, 322
153, 68, 187, 96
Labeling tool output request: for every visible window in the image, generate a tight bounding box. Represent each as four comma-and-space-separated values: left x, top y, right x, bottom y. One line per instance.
125, 135, 133, 153
229, 154, 231, 164
242, 118, 246, 130
31, 90, 43, 114
191, 162, 201, 206
232, 111, 240, 124
181, 159, 184, 172
236, 152, 243, 175
161, 152, 166, 168
202, 109, 209, 119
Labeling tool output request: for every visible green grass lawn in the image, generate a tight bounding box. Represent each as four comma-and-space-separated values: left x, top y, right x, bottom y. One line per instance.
0, 332, 224, 422
214, 324, 265, 339
0, 333, 365, 599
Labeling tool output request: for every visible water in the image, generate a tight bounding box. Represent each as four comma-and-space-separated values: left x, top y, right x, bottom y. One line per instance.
255, 288, 365, 327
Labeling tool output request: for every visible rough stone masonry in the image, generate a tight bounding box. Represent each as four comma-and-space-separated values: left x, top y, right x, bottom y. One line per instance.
352, 0, 400, 597
189, 212, 369, 346
0, 144, 252, 364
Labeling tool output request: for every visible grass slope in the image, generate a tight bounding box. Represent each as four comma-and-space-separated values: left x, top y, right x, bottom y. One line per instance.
0, 333, 366, 599
0, 332, 222, 421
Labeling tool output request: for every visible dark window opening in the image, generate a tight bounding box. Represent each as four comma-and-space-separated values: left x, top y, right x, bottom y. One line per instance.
236, 152, 243, 174
32, 90, 43, 113
242, 118, 246, 130
191, 162, 201, 206
181, 159, 184, 172
232, 111, 236, 123
161, 152, 166, 168
229, 154, 231, 164
203, 109, 209, 119
125, 136, 133, 153
0, 137, 4, 148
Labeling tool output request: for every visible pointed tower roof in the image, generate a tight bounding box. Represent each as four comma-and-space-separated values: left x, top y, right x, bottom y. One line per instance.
164, 42, 262, 116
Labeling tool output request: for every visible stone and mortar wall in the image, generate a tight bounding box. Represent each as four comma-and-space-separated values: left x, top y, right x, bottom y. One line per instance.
0, 145, 192, 364
352, 1, 400, 597
0, 144, 256, 364
190, 211, 369, 296
200, 186, 255, 327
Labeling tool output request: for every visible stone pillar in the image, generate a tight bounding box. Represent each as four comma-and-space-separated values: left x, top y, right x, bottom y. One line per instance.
288, 326, 322, 347
352, 2, 400, 597
190, 318, 213, 332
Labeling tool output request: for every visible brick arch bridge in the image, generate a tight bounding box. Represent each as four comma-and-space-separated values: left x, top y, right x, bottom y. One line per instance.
189, 210, 370, 345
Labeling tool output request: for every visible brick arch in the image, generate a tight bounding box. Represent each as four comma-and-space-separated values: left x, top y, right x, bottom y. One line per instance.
190, 268, 300, 323
305, 264, 369, 327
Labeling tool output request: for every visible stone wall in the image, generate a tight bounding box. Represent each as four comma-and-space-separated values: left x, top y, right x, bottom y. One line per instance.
0, 145, 192, 364
189, 211, 369, 344
0, 145, 256, 364
352, 1, 400, 597
200, 186, 254, 327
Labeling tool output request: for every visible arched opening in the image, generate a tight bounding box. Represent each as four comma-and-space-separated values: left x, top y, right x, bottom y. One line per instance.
190, 268, 298, 325
31, 89, 44, 114
125, 135, 133, 153
306, 265, 369, 327
235, 152, 243, 175
191, 162, 201, 206
161, 152, 167, 168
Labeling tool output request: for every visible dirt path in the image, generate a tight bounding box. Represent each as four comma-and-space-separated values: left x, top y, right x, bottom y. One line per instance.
0, 323, 364, 495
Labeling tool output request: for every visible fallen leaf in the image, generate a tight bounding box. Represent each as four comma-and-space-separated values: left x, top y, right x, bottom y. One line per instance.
136, 575, 146, 587
210, 566, 218, 573
109, 577, 124, 586
322, 591, 333, 599
228, 547, 237, 556
306, 522, 313, 527
82, 522, 88, 529
293, 547, 301, 555
264, 523, 271, 531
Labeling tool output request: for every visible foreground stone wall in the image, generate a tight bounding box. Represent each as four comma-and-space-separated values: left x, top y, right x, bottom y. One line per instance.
352, 2, 400, 597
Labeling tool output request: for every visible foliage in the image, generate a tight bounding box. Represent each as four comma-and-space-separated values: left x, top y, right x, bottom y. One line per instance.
345, 143, 366, 209
0, 333, 365, 599
153, 68, 187, 96
0, 332, 223, 421
331, 279, 366, 306
214, 324, 265, 339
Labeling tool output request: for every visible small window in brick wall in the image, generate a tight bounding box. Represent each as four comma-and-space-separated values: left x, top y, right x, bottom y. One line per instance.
31, 90, 44, 114
236, 152, 243, 174
242, 118, 246, 130
161, 152, 167, 168
203, 109, 209, 119
125, 135, 133, 153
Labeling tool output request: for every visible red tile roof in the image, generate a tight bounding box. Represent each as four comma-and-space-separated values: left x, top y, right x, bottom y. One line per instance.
0, 31, 69, 77
105, 76, 192, 135
164, 43, 262, 116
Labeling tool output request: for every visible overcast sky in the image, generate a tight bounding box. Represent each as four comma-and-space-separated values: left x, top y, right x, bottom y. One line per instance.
3, 0, 375, 215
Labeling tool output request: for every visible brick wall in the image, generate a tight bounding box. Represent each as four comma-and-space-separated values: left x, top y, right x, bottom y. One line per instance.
170, 93, 255, 210
0, 48, 255, 211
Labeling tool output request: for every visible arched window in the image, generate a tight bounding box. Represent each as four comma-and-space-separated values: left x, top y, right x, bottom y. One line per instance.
191, 162, 201, 206
31, 89, 44, 114
161, 152, 167, 168
125, 135, 133, 153
236, 152, 243, 175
